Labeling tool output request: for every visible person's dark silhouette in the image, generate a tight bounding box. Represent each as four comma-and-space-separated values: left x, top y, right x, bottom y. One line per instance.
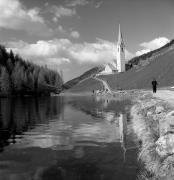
152, 78, 158, 93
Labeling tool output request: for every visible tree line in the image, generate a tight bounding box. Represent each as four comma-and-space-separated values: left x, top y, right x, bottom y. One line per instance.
0, 45, 63, 96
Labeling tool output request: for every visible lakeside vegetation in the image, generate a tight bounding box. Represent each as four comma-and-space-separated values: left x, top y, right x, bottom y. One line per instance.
0, 45, 63, 96
131, 93, 174, 180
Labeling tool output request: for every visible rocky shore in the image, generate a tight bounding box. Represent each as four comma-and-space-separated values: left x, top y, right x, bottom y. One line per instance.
131, 91, 174, 180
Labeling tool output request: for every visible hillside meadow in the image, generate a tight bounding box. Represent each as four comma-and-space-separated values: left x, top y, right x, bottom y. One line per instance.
64, 40, 174, 93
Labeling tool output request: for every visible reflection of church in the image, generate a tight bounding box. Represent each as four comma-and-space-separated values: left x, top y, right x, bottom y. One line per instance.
118, 113, 138, 163
99, 24, 126, 75
119, 113, 127, 162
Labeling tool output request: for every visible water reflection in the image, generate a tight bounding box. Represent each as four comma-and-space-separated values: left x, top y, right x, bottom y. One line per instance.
119, 113, 127, 162
0, 95, 138, 180
0, 97, 64, 152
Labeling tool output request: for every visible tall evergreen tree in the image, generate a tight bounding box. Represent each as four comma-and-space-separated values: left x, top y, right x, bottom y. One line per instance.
27, 72, 35, 91
9, 50, 15, 64
0, 66, 11, 94
54, 73, 63, 90
11, 62, 24, 92
37, 70, 47, 92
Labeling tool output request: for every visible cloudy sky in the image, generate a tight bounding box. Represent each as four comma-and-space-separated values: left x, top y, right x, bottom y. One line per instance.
0, 0, 173, 81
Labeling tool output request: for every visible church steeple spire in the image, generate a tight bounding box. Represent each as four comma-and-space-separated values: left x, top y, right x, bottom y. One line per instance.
116, 24, 125, 72
117, 24, 125, 50
118, 24, 121, 44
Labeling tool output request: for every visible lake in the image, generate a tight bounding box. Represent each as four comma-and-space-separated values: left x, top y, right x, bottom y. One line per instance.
0, 95, 139, 180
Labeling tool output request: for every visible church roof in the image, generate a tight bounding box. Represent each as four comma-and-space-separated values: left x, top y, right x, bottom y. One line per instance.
108, 62, 117, 70
98, 61, 117, 75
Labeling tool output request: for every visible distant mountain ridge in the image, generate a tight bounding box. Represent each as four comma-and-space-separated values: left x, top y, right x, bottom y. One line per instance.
64, 39, 174, 92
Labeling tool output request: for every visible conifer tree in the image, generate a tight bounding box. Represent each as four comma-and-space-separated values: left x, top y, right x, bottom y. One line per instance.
0, 66, 11, 94
9, 50, 15, 64
27, 72, 34, 91
37, 70, 47, 92
11, 62, 23, 92
54, 73, 62, 91
7, 58, 13, 74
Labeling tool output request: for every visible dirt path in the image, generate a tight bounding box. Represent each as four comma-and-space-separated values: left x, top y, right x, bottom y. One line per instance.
92, 77, 113, 94
153, 89, 174, 106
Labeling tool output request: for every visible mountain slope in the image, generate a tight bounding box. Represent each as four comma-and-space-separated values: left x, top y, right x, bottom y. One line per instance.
127, 39, 174, 69
65, 39, 174, 92
66, 77, 102, 93
63, 66, 104, 90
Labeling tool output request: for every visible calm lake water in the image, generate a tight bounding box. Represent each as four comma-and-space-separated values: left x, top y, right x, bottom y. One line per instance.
0, 95, 139, 180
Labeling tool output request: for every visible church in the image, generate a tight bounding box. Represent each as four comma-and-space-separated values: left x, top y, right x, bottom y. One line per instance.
99, 24, 125, 74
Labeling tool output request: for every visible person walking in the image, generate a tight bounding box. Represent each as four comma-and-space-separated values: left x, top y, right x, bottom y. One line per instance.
152, 78, 158, 93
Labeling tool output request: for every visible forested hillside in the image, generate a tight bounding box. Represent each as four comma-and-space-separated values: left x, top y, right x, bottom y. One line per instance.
0, 45, 63, 96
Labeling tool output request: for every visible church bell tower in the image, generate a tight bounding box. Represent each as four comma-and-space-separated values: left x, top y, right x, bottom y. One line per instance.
117, 24, 125, 72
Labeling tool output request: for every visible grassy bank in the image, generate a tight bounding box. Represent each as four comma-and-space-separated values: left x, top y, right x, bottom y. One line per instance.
131, 92, 174, 180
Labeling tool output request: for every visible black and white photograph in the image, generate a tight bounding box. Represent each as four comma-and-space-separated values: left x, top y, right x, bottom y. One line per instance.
0, 0, 174, 179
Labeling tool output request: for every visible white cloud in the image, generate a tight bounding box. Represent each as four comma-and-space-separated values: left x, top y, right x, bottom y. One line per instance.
0, 0, 88, 39
95, 1, 103, 8
6, 39, 71, 68
47, 57, 71, 65
140, 37, 170, 50
67, 39, 133, 64
44, 2, 49, 7
70, 31, 80, 38
0, 0, 78, 37
66, 0, 103, 9
135, 49, 151, 56
66, 0, 89, 7
56, 25, 66, 33
6, 38, 133, 70
135, 37, 170, 56
50, 5, 76, 22
0, 0, 50, 34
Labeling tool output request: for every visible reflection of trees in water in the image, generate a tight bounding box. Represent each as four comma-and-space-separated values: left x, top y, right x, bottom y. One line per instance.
0, 96, 139, 179
68, 96, 131, 119
0, 97, 64, 151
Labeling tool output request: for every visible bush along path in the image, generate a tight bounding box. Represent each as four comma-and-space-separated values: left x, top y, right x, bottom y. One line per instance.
131, 91, 174, 180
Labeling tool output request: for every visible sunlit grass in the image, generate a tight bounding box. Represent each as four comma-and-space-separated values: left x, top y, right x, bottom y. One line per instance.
131, 94, 174, 180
